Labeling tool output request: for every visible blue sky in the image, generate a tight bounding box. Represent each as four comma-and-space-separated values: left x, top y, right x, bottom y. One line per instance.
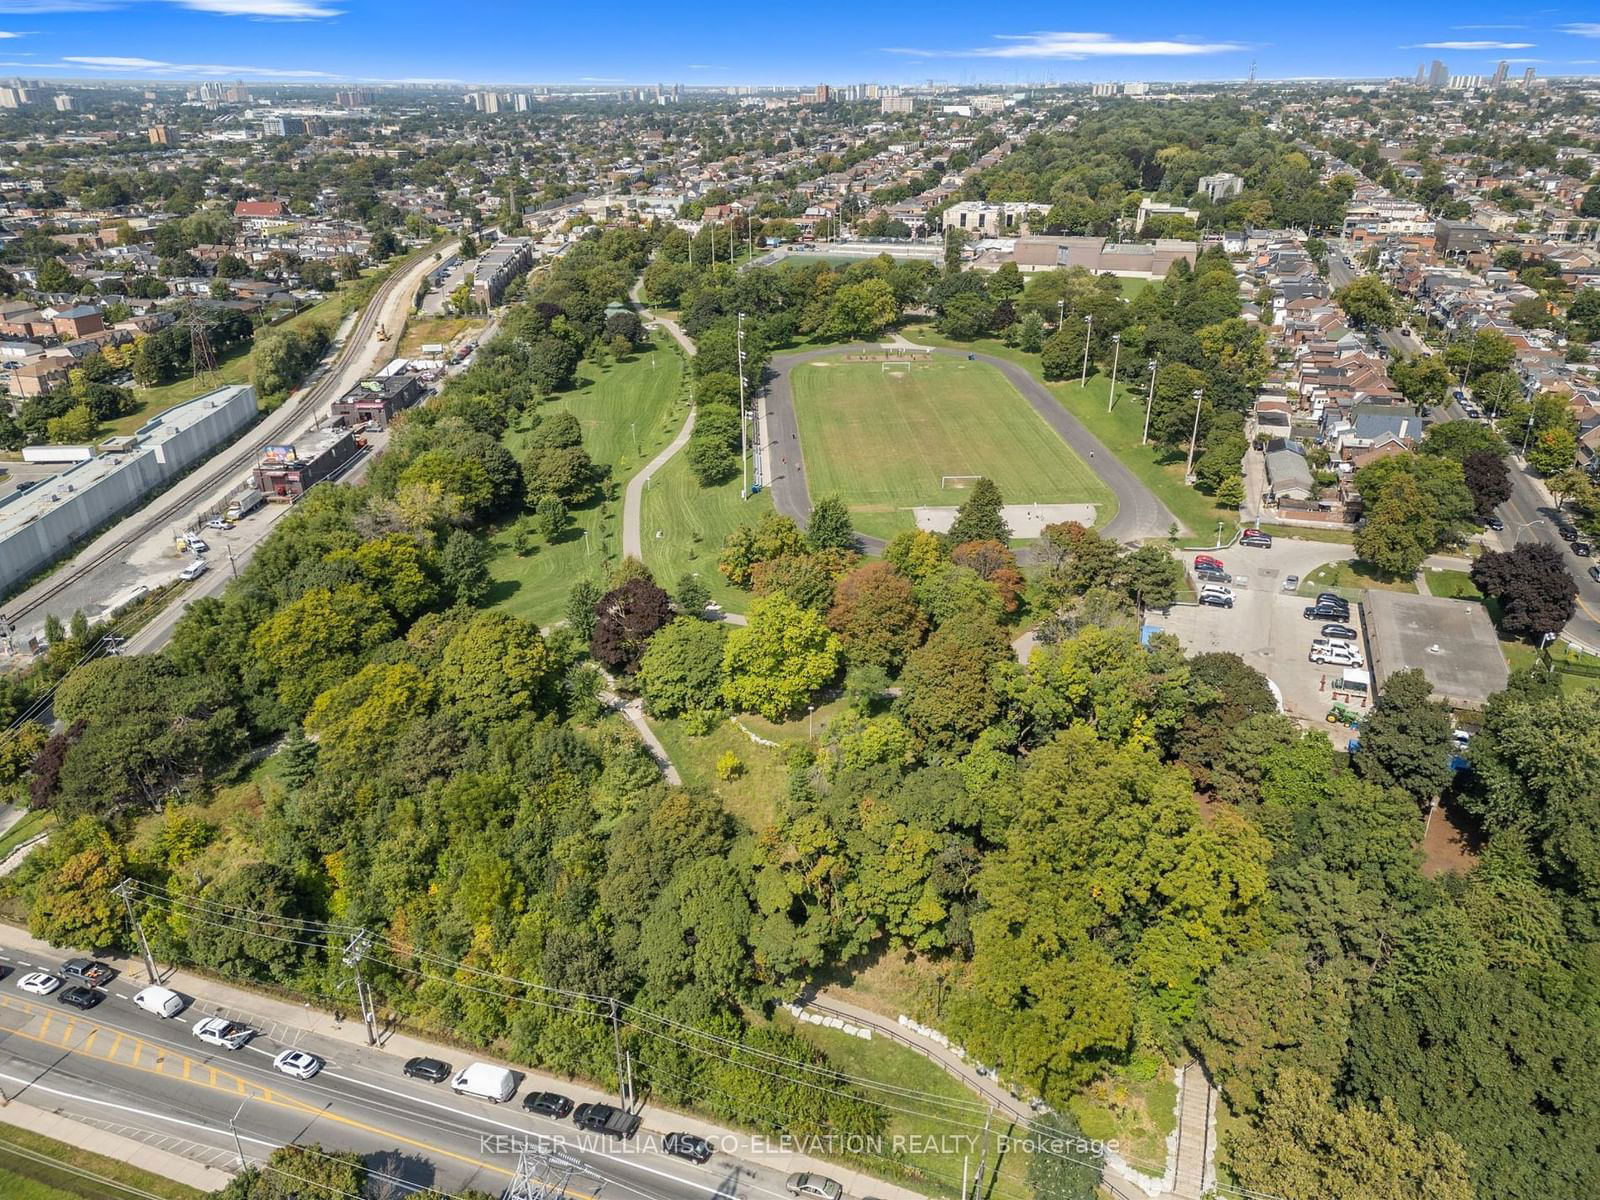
0, 1, 1596, 86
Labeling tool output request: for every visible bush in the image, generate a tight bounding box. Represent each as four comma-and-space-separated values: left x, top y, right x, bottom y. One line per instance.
715, 750, 744, 780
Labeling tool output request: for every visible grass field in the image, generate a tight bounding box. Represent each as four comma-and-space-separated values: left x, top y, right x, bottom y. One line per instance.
790, 357, 1115, 541
487, 336, 686, 627
639, 447, 775, 616
397, 315, 486, 356
1425, 568, 1482, 600
0, 810, 50, 862
900, 324, 1235, 539
1298, 560, 1417, 599
0, 1124, 205, 1200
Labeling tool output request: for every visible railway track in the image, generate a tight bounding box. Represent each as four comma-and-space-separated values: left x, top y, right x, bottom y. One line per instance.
4, 242, 454, 629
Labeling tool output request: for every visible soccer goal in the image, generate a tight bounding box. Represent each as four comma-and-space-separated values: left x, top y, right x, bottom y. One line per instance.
941, 475, 982, 490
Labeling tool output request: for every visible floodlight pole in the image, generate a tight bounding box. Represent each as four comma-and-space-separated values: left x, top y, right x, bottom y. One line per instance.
737, 312, 748, 499
1143, 361, 1158, 445
1106, 333, 1121, 413
1079, 314, 1093, 388
1184, 389, 1205, 483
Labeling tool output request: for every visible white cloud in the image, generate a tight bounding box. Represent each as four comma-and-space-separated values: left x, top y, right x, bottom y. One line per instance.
1408, 40, 1535, 49
886, 31, 1246, 60
169, 0, 340, 18
61, 53, 338, 75
1560, 23, 1600, 38
0, 29, 23, 35
687, 64, 731, 71
578, 75, 623, 82
1452, 23, 1525, 30
0, 1, 116, 11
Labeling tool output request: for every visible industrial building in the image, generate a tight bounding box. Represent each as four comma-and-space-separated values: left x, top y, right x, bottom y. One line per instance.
331, 373, 424, 431
0, 384, 257, 602
251, 429, 359, 501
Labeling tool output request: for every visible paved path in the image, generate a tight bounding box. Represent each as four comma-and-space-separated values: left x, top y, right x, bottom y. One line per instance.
600, 689, 681, 786
763, 342, 1176, 547
623, 279, 697, 562
1161, 1061, 1217, 1200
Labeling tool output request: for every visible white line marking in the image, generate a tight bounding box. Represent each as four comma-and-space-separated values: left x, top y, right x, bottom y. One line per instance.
0, 1069, 277, 1148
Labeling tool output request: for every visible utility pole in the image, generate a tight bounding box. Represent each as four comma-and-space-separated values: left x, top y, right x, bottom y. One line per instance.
737, 312, 749, 499
114, 880, 159, 983
1079, 313, 1093, 388
609, 997, 630, 1109
1143, 360, 1158, 445
341, 929, 378, 1046
225, 543, 238, 580
1184, 389, 1206, 482
971, 1107, 994, 1200
1106, 333, 1121, 413
230, 1099, 249, 1170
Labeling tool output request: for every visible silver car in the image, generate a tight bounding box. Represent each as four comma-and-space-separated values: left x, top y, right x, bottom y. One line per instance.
787, 1175, 843, 1200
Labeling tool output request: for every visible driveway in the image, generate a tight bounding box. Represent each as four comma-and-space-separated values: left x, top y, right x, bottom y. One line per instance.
762, 342, 1176, 547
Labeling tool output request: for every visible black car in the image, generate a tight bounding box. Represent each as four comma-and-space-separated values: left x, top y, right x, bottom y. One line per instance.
522, 1091, 574, 1118
1321, 623, 1359, 641
573, 1102, 641, 1137
403, 1057, 452, 1083
1315, 592, 1348, 608
1484, 514, 1504, 531
1304, 604, 1348, 621
1575, 542, 1593, 558
664, 1132, 714, 1164
62, 958, 115, 987
1558, 524, 1579, 541
58, 985, 103, 1011
1195, 567, 1230, 584
1588, 565, 1600, 584
1199, 592, 1234, 608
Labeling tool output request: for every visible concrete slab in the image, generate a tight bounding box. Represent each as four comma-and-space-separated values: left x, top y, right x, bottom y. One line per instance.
914, 502, 1098, 537
1364, 591, 1508, 711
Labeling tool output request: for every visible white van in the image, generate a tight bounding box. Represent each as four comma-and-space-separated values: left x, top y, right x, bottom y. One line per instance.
451, 1062, 516, 1103
133, 985, 184, 1018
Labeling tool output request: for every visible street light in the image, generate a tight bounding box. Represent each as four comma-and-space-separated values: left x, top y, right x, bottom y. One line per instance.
1057, 298, 1064, 329
1106, 334, 1121, 413
1079, 314, 1093, 388
1142, 360, 1158, 445
1521, 412, 1536, 458
1183, 389, 1205, 482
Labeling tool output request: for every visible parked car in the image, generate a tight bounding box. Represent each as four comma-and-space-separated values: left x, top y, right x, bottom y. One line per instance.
1199, 585, 1234, 601
522, 1091, 574, 1118
272, 1049, 324, 1080
1484, 514, 1504, 531
787, 1175, 843, 1200
1557, 524, 1579, 542
573, 1102, 642, 1137
61, 958, 115, 987
1575, 542, 1593, 558
403, 1057, 452, 1083
15, 972, 61, 996
664, 1133, 714, 1164
1195, 555, 1225, 571
1588, 565, 1600, 584
1240, 530, 1272, 548
1282, 574, 1300, 592
178, 560, 209, 582
1304, 604, 1348, 621
184, 535, 209, 553
204, 517, 234, 530
57, 985, 103, 1011
1199, 592, 1234, 609
1311, 647, 1364, 667
133, 985, 185, 1018
1195, 567, 1230, 584
1321, 623, 1359, 641
193, 1017, 255, 1050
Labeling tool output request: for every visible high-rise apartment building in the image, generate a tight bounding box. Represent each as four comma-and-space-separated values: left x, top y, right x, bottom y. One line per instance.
1429, 59, 1448, 88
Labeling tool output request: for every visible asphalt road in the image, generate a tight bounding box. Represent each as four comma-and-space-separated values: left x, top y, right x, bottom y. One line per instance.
762, 343, 1175, 547
0, 944, 804, 1200
1325, 251, 1431, 360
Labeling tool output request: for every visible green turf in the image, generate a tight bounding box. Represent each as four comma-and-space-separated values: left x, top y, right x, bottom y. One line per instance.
638, 443, 774, 617
0, 1124, 206, 1200
486, 337, 686, 626
789, 357, 1115, 541
0, 810, 50, 862
1425, 568, 1482, 601
1298, 560, 1417, 599
902, 323, 1236, 539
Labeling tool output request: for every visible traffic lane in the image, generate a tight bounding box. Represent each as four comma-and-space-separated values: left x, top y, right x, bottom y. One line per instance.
1499, 463, 1600, 649
0, 946, 797, 1200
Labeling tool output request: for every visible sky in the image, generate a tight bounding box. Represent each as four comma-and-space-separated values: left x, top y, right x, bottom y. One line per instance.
0, 1, 1596, 86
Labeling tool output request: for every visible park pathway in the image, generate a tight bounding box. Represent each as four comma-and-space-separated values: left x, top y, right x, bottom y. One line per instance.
1160, 1061, 1218, 1200
623, 279, 698, 561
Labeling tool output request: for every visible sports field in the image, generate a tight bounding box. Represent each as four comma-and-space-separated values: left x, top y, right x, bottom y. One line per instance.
790, 357, 1115, 540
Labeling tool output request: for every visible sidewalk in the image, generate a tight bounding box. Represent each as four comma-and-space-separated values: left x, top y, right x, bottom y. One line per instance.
0, 1095, 235, 1192
0, 922, 930, 1200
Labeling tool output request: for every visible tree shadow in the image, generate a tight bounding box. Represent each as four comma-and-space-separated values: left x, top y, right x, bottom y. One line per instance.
363, 1150, 437, 1200
484, 577, 522, 606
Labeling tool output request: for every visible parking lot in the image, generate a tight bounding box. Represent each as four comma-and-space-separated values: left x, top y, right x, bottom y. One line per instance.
1151, 540, 1371, 743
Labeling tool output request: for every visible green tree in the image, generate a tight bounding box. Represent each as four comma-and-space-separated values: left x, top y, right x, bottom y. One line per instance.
1118, 544, 1182, 611
806, 494, 856, 551
820, 278, 898, 341
1333, 274, 1397, 328
1527, 424, 1578, 475
722, 592, 841, 720
719, 514, 808, 587
566, 577, 604, 640
532, 493, 569, 543
1353, 668, 1453, 806
21, 817, 126, 950
216, 1144, 366, 1200
947, 477, 1009, 545
1421, 419, 1505, 462
250, 583, 395, 714
826, 561, 928, 671
437, 611, 554, 728
894, 615, 1012, 750
1390, 355, 1454, 406
674, 572, 710, 615
438, 529, 492, 605
637, 618, 728, 717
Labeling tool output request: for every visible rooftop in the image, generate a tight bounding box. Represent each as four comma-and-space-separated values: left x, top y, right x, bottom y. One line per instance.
1363, 590, 1509, 712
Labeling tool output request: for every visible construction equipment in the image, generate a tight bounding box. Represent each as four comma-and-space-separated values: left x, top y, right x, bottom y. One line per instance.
1326, 703, 1361, 727
376, 323, 390, 342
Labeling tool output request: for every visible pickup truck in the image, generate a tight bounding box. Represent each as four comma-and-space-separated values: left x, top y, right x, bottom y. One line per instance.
572, 1102, 641, 1138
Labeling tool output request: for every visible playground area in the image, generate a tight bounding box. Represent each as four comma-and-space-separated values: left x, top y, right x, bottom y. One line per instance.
789, 356, 1113, 541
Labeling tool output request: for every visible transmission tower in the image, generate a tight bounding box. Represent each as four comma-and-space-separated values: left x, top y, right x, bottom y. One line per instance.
181, 303, 219, 387
505, 1148, 603, 1200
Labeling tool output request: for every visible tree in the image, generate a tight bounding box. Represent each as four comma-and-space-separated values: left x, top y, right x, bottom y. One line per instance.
1461, 449, 1513, 519
1353, 668, 1454, 806
686, 435, 739, 487
217, 1144, 365, 1200
637, 618, 728, 717
719, 514, 807, 587
1422, 419, 1505, 463
437, 612, 554, 729
528, 335, 581, 395
1471, 542, 1577, 639
1511, 296, 1554, 330
1355, 487, 1434, 577
21, 817, 126, 950
675, 572, 709, 615
1024, 1114, 1103, 1200
827, 561, 928, 671
438, 529, 492, 605
894, 616, 1012, 751
721, 592, 841, 720
936, 292, 997, 340
1445, 329, 1516, 381
1040, 328, 1082, 381
1390, 355, 1454, 407
185, 862, 313, 983
566, 577, 603, 641
947, 477, 1009, 545
46, 404, 96, 444
591, 576, 674, 675
1582, 184, 1600, 218
1527, 424, 1578, 475
806, 494, 855, 551
532, 494, 569, 543
820, 278, 898, 341
1229, 1069, 1472, 1200
1333, 275, 1397, 328
1118, 544, 1182, 611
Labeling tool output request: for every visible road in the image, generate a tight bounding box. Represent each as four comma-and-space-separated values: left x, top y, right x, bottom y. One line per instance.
0, 241, 455, 647
1325, 250, 1431, 359
1495, 451, 1600, 650
762, 343, 1175, 546
0, 940, 915, 1200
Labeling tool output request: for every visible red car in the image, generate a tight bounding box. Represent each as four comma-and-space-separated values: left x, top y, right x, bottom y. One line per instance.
1195, 555, 1225, 571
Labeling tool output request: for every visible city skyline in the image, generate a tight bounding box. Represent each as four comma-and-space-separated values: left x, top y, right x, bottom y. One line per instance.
0, 2, 1595, 85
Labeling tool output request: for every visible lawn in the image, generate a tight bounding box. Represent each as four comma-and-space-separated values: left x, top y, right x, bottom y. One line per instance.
648, 711, 789, 833
1255, 522, 1355, 545
1298, 560, 1417, 600
782, 1012, 1033, 1200
1425, 568, 1482, 601
487, 336, 686, 627
0, 810, 51, 862
901, 324, 1235, 539
397, 315, 486, 356
789, 356, 1115, 541
0, 1124, 206, 1200
639, 447, 775, 617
